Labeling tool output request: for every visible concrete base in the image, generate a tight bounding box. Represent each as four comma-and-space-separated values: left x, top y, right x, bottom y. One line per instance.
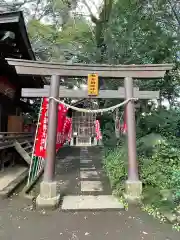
124, 180, 142, 203
36, 181, 60, 209
70, 138, 74, 146
93, 138, 97, 146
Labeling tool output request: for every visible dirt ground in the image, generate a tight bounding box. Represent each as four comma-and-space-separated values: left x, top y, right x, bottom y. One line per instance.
1, 146, 178, 240
0, 197, 179, 240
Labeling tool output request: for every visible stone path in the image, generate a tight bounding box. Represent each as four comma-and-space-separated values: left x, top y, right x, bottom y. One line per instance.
54, 146, 112, 197
61, 146, 123, 210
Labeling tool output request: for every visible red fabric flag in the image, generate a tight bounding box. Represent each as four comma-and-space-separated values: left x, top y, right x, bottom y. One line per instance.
95, 120, 102, 140
34, 98, 72, 158
123, 106, 127, 134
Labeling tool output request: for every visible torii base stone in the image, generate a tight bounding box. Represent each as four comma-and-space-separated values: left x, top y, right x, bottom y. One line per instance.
36, 181, 60, 209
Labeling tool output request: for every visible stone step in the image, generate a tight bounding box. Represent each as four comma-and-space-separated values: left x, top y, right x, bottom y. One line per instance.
61, 195, 124, 210
0, 166, 27, 192
14, 141, 31, 165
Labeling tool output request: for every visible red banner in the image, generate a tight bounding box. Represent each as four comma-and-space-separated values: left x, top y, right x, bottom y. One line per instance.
34, 98, 72, 158
123, 106, 127, 134
56, 103, 72, 150
95, 120, 102, 140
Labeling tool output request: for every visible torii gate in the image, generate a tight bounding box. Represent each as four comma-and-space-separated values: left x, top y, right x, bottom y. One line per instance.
6, 58, 173, 208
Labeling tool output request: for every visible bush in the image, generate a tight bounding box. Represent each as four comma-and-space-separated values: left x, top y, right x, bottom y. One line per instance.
137, 108, 180, 139
171, 170, 180, 203
104, 135, 180, 204
137, 133, 164, 157
103, 143, 128, 192
140, 142, 180, 190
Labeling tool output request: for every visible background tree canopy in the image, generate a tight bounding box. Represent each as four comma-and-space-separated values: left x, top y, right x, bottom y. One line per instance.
0, 0, 180, 138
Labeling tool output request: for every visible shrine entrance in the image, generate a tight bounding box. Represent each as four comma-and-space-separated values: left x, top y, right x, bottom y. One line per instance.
70, 100, 98, 147
75, 113, 95, 146
6, 58, 173, 208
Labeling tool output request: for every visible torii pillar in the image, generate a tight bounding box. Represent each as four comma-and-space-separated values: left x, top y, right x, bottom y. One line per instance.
36, 75, 60, 208
124, 77, 142, 202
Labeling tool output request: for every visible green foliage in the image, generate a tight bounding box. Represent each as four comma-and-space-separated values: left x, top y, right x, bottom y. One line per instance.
137, 108, 180, 139
171, 170, 180, 201
103, 141, 128, 191
142, 185, 176, 212
101, 114, 117, 148
140, 142, 180, 190
104, 136, 180, 206
136, 133, 164, 157
104, 135, 180, 227
27, 16, 93, 62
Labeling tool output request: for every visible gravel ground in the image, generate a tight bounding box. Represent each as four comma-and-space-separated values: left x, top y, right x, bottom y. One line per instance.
0, 197, 179, 240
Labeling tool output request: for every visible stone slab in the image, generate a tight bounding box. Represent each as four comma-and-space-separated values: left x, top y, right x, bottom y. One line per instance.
80, 167, 96, 171
80, 160, 92, 164
81, 181, 103, 192
0, 168, 28, 199
62, 195, 124, 210
0, 166, 27, 191
80, 171, 98, 179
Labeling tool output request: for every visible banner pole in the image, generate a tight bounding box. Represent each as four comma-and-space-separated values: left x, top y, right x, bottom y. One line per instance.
27, 98, 44, 186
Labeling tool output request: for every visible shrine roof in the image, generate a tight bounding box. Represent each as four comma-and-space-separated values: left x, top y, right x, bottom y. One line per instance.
0, 11, 44, 88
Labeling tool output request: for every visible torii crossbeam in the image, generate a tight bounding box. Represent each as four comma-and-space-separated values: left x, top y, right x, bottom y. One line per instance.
22, 85, 160, 99
6, 58, 173, 208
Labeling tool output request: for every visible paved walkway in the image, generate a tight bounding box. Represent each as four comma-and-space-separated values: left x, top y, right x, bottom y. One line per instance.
0, 146, 179, 239
59, 146, 123, 210
56, 146, 112, 196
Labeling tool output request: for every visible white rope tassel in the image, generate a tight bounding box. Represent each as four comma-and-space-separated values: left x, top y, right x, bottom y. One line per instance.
49, 97, 138, 113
